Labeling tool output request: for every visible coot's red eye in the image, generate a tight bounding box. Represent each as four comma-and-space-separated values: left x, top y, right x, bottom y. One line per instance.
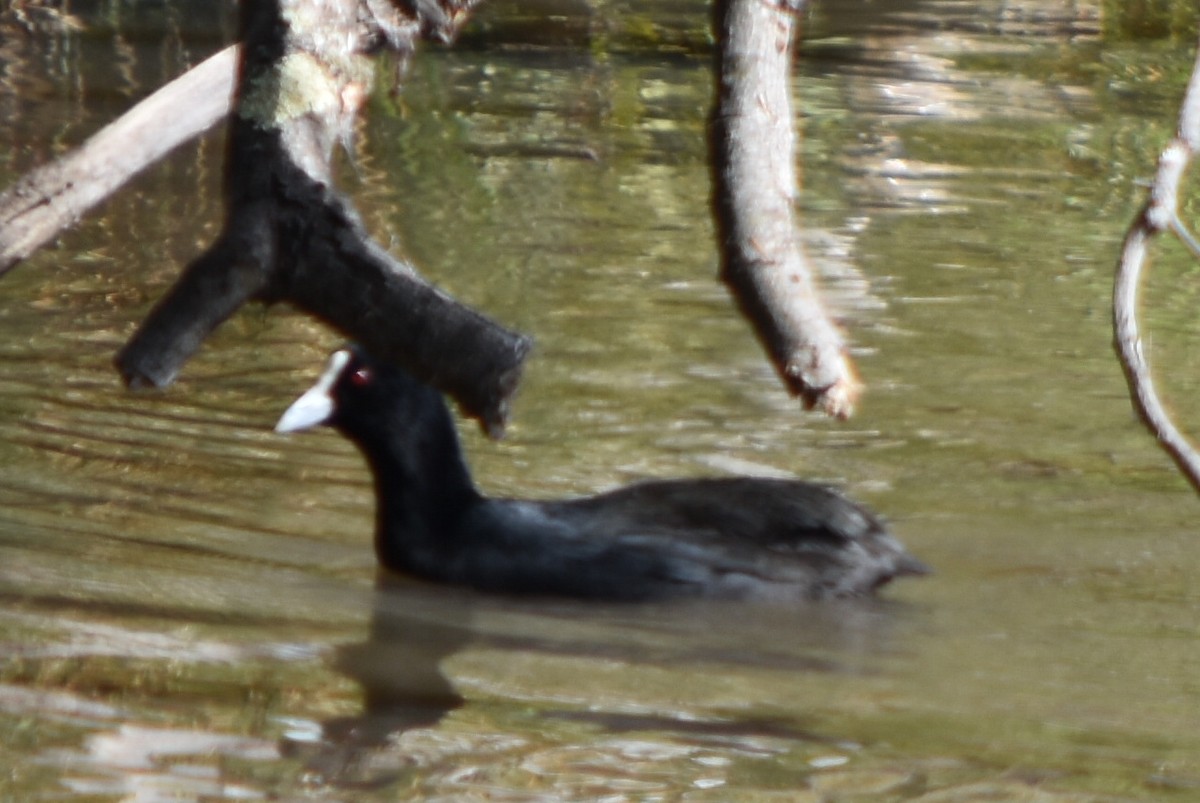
350, 367, 373, 387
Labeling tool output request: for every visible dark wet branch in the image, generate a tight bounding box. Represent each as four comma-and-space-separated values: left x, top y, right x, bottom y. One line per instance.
264, 175, 531, 427
710, 0, 860, 419
1113, 34, 1200, 494
1, 0, 526, 431
109, 0, 528, 432
115, 236, 260, 389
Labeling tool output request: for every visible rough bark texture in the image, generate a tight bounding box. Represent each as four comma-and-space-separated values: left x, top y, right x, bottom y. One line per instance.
711, 0, 860, 418
1113, 34, 1200, 495
113, 0, 528, 433
1, 0, 864, 428
0, 45, 237, 275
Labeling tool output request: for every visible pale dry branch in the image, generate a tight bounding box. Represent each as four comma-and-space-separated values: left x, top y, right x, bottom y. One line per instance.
1113, 34, 1200, 494
0, 45, 238, 275
711, 0, 860, 418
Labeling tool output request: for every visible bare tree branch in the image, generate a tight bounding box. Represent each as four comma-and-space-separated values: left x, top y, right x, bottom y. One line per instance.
113, 0, 529, 433
1113, 33, 1200, 493
0, 0, 528, 431
0, 45, 237, 275
3, 0, 865, 428
711, 0, 860, 419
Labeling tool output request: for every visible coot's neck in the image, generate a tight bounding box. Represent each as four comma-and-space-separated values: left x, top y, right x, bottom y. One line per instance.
339, 384, 483, 573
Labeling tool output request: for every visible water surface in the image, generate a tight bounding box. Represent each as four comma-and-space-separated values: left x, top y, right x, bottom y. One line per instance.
2, 0, 1199, 799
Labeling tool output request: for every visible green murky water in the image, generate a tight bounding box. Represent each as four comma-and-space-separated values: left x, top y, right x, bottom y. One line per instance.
2, 0, 1199, 799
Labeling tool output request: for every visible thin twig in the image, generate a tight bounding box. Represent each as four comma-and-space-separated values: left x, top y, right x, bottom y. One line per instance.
1112, 34, 1200, 494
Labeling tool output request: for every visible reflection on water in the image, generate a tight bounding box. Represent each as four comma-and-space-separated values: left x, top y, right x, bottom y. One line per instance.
3, 0, 1200, 799
286, 574, 916, 796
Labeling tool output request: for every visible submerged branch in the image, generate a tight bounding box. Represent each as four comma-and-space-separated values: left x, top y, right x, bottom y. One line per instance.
1112, 34, 1200, 494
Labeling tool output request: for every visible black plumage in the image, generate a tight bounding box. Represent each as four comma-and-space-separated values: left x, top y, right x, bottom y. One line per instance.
277, 347, 928, 601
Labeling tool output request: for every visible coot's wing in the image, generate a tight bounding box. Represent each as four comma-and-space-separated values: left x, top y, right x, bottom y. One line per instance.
532, 479, 925, 599
547, 478, 883, 548
445, 499, 716, 600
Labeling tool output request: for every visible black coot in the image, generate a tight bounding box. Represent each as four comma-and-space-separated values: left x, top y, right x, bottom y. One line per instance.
276, 347, 928, 601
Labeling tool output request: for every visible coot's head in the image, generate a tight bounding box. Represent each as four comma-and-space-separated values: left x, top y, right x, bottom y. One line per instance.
275, 346, 444, 443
